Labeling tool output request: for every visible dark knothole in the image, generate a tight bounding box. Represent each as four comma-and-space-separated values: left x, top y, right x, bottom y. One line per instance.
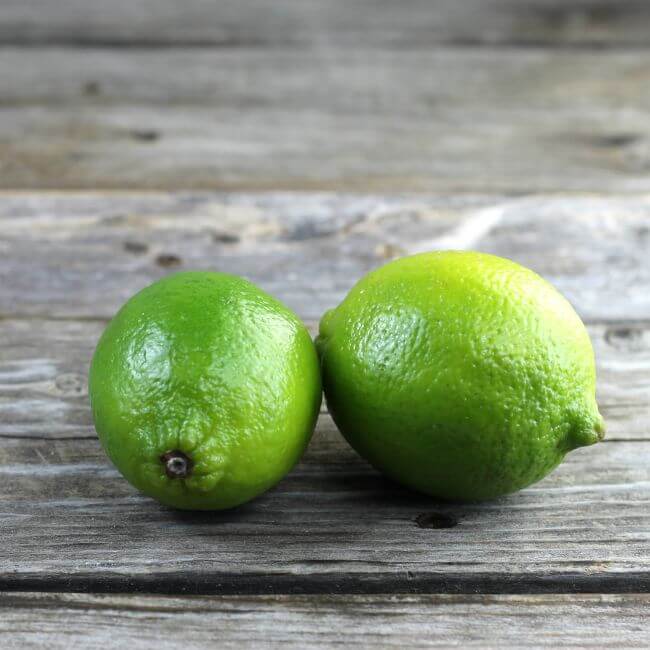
415, 512, 458, 529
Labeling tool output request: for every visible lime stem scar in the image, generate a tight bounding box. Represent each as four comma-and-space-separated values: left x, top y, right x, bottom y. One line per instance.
161, 450, 193, 479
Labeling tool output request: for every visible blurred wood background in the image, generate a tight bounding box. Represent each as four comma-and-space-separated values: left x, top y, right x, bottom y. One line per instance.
2, 0, 650, 192
1, 2, 649, 648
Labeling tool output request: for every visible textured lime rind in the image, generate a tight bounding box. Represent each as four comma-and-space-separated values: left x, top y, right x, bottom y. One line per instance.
89, 272, 322, 510
317, 251, 604, 502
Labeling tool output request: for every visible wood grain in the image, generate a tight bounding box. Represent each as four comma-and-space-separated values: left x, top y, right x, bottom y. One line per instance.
2, 48, 650, 191
0, 193, 648, 597
2, 1, 648, 638
1, 414, 648, 592
2, 593, 649, 649
1, 193, 648, 321
2, 0, 650, 48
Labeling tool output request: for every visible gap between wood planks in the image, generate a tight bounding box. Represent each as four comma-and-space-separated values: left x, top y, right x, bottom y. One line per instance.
1, 572, 650, 596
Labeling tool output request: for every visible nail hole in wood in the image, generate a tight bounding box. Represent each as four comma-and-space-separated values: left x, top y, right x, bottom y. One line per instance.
130, 129, 160, 142
591, 134, 640, 149
415, 512, 458, 529
212, 232, 240, 244
156, 254, 182, 268
124, 241, 149, 254
82, 81, 101, 96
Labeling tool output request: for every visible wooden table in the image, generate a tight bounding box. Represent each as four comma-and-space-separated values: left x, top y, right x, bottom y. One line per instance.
1, 2, 649, 647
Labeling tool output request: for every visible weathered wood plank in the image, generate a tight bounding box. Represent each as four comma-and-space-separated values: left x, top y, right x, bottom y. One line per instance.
0, 194, 648, 321
0, 317, 646, 442
0, 192, 647, 594
1, 593, 649, 649
0, 426, 648, 592
2, 49, 650, 191
2, 0, 650, 48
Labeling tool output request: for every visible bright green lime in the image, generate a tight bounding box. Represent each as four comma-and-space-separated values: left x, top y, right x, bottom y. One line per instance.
89, 272, 321, 510
317, 251, 604, 501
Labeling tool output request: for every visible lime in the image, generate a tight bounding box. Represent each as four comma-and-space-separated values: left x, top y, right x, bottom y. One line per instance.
89, 272, 321, 510
316, 251, 604, 501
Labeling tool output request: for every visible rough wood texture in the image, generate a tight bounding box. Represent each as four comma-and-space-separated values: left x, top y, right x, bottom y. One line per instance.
1, 194, 649, 321
3, 0, 650, 48
1, 422, 649, 594
0, 193, 648, 594
2, 593, 649, 649
0, 199, 647, 650
2, 1, 649, 642
3, 48, 650, 190
0, 192, 648, 648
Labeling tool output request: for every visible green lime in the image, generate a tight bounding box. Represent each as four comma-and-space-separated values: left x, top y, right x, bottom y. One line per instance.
316, 251, 604, 501
89, 272, 321, 510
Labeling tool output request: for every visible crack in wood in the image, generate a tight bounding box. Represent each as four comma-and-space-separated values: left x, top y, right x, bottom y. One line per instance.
1, 571, 649, 596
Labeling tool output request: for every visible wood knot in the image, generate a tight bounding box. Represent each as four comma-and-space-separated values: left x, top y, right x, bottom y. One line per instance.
54, 373, 87, 397
605, 326, 645, 352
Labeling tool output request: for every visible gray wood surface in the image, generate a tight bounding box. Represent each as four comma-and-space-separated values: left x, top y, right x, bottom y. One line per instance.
1, 418, 649, 593
3, 0, 650, 48
2, 593, 649, 649
3, 47, 650, 191
1, 193, 649, 321
0, 193, 648, 596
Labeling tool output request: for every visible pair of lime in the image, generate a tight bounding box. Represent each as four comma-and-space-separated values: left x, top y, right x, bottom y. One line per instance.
89, 251, 604, 510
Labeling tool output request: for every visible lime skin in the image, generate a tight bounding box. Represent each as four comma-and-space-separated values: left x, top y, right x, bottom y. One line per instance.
317, 251, 604, 502
89, 272, 322, 510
